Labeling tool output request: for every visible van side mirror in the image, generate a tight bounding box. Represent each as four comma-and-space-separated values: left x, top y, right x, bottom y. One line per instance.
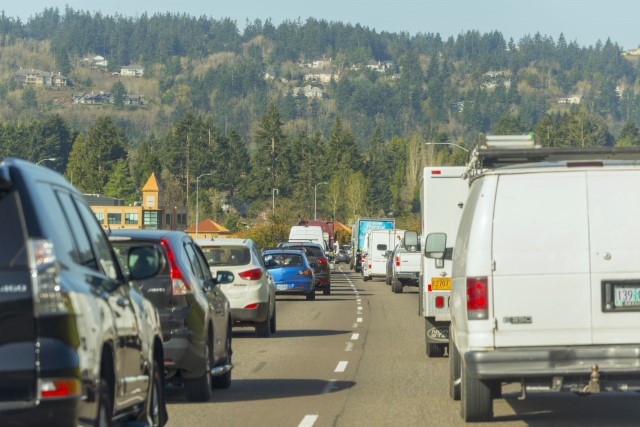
384, 250, 393, 259
404, 230, 418, 247
425, 233, 447, 259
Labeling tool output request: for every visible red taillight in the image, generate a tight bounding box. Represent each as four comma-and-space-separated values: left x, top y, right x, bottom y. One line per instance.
431, 170, 441, 175
466, 276, 488, 320
40, 379, 81, 398
244, 303, 258, 309
317, 257, 327, 265
435, 296, 444, 308
238, 268, 263, 281
297, 269, 312, 276
160, 238, 192, 296
395, 256, 400, 267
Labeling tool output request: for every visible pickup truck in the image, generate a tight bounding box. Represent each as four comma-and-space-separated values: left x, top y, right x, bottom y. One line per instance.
391, 231, 421, 293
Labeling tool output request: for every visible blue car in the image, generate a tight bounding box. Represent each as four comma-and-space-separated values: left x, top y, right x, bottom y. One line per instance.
263, 249, 316, 300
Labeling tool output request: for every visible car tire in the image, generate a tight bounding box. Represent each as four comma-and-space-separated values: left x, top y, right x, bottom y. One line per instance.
139, 360, 166, 426
306, 289, 316, 300
96, 376, 113, 427
392, 278, 403, 293
269, 303, 277, 334
212, 324, 232, 389
460, 362, 493, 422
256, 310, 271, 338
184, 341, 212, 402
449, 340, 461, 401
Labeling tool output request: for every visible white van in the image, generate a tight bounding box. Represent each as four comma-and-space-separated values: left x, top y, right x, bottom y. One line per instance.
426, 141, 640, 422
288, 225, 327, 252
362, 228, 404, 281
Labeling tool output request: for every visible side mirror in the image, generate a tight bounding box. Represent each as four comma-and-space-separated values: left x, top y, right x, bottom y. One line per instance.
215, 271, 234, 285
384, 250, 393, 259
128, 245, 162, 281
404, 230, 418, 247
425, 233, 447, 259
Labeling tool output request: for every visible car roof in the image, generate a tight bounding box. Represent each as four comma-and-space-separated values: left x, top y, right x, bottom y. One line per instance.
280, 241, 323, 248
194, 237, 254, 247
263, 249, 306, 255
109, 229, 188, 241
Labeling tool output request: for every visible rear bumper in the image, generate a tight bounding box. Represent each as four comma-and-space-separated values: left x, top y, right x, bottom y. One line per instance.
163, 329, 207, 379
465, 345, 640, 381
0, 398, 84, 427
396, 272, 419, 281
231, 302, 269, 324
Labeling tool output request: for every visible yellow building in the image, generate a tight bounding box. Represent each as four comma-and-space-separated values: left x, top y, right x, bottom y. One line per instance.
87, 173, 188, 231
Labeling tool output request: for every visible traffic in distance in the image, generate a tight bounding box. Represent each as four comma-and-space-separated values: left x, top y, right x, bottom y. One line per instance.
4, 134, 640, 425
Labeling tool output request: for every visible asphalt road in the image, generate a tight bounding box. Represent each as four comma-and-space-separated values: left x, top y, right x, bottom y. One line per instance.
164, 267, 640, 427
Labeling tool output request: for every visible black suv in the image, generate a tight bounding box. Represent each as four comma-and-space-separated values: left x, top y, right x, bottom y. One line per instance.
278, 242, 331, 295
110, 230, 233, 402
0, 158, 167, 426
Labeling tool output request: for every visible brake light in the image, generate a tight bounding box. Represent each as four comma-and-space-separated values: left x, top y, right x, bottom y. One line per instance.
244, 303, 258, 309
40, 378, 81, 398
431, 170, 441, 175
317, 257, 327, 265
297, 269, 312, 276
239, 268, 263, 281
466, 276, 488, 320
160, 238, 192, 295
395, 256, 400, 267
435, 296, 445, 308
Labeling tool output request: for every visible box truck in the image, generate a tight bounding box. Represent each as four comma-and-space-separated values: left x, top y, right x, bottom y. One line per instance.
351, 218, 395, 272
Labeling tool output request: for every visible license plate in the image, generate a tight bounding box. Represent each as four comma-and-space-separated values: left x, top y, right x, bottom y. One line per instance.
431, 277, 451, 291
614, 285, 640, 307
276, 284, 289, 291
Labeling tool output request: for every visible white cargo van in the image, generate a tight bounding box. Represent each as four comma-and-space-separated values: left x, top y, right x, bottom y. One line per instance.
419, 166, 468, 358
288, 225, 327, 252
426, 140, 640, 422
362, 228, 404, 281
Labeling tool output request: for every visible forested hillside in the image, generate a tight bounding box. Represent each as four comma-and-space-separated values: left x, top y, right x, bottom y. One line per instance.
0, 7, 639, 231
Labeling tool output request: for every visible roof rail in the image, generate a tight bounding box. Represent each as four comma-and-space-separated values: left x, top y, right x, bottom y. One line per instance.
463, 133, 640, 178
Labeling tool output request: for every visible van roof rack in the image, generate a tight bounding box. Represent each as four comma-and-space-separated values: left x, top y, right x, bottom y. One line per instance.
464, 133, 640, 178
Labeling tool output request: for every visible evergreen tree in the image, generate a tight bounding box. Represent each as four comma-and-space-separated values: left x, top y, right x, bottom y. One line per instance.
21, 86, 38, 110
112, 80, 127, 107
103, 158, 137, 203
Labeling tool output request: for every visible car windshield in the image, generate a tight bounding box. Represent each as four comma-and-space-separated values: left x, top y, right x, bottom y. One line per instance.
263, 253, 303, 269
201, 245, 251, 266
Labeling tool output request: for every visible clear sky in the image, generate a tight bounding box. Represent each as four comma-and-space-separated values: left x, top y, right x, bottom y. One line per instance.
2, 1, 638, 50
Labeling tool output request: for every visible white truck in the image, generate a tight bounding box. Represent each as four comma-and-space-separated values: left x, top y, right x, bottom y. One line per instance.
426, 138, 640, 422
362, 228, 404, 281
390, 230, 421, 293
288, 225, 327, 252
419, 166, 468, 358
351, 218, 395, 272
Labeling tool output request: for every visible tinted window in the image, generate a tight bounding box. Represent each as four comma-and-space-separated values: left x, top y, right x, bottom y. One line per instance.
56, 191, 98, 269
0, 191, 27, 266
200, 245, 251, 266
285, 245, 322, 258
74, 197, 120, 280
184, 241, 208, 281
377, 244, 387, 251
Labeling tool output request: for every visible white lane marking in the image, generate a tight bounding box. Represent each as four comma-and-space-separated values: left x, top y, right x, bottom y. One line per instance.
357, 298, 361, 302
357, 317, 363, 323
345, 341, 354, 351
321, 379, 338, 394
351, 333, 360, 340
335, 361, 348, 372
299, 415, 319, 427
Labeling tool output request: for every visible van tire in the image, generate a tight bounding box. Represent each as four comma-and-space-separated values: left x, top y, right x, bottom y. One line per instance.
140, 360, 166, 426
95, 377, 113, 427
460, 363, 492, 422
449, 341, 461, 401
392, 279, 403, 293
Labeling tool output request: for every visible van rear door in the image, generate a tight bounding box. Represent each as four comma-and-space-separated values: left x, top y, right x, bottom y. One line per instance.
587, 169, 640, 344
491, 171, 592, 347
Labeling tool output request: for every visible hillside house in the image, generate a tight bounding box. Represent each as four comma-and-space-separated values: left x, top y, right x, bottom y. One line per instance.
15, 69, 68, 88
120, 65, 145, 77
293, 85, 325, 99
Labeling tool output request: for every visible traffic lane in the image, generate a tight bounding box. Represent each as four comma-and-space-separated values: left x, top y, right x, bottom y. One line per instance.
164, 270, 362, 426
335, 272, 640, 427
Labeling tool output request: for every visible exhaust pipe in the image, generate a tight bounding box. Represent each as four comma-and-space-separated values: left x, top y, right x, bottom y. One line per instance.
211, 363, 233, 376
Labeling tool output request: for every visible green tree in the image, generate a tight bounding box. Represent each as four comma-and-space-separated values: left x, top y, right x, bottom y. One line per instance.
22, 86, 38, 110
112, 80, 127, 108
616, 120, 640, 146
103, 159, 137, 203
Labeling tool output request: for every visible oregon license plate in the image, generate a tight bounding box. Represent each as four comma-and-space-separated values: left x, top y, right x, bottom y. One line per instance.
431, 277, 451, 290
614, 285, 640, 307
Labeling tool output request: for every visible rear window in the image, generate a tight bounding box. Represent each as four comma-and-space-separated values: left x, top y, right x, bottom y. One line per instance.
263, 253, 303, 268
200, 245, 251, 266
376, 244, 387, 251
0, 191, 27, 266
285, 245, 322, 258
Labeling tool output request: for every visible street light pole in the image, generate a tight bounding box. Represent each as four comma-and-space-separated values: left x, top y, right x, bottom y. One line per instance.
272, 188, 279, 214
195, 172, 212, 239
36, 157, 56, 165
424, 142, 469, 152
314, 182, 328, 220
